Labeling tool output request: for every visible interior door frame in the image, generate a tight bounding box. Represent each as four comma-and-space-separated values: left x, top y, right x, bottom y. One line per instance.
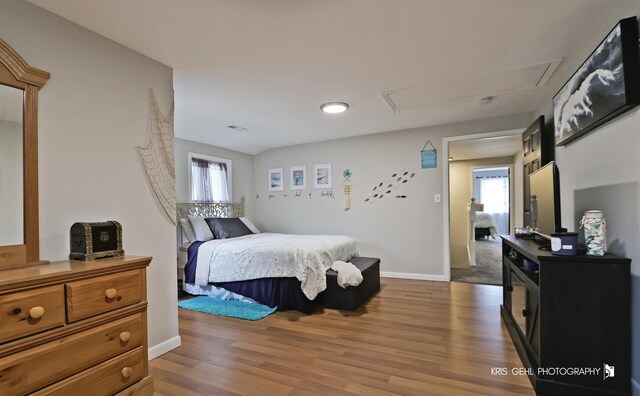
442, 128, 523, 281
471, 165, 513, 235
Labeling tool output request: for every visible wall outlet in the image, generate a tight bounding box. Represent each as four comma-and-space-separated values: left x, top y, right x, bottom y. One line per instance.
434, 193, 441, 203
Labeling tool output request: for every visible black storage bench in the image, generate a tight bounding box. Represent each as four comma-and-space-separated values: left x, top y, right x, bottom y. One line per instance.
323, 257, 380, 311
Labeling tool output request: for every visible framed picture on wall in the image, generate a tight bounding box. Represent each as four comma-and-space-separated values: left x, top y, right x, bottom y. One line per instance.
290, 166, 306, 190
268, 168, 284, 191
553, 17, 640, 146
313, 164, 332, 189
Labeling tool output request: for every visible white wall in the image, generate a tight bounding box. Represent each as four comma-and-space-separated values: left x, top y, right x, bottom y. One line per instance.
175, 137, 255, 220
0, 120, 23, 245
533, 1, 640, 392
254, 113, 530, 278
0, 0, 179, 356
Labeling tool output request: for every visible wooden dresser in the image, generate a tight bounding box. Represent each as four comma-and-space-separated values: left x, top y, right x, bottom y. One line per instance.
0, 256, 153, 396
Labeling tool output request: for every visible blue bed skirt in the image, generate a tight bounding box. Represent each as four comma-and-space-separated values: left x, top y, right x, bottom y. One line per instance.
184, 241, 317, 313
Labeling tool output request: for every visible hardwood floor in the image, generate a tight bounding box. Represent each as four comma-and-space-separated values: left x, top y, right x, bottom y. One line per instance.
150, 279, 534, 396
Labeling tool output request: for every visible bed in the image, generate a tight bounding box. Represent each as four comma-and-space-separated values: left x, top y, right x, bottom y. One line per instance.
474, 211, 498, 239
176, 201, 360, 313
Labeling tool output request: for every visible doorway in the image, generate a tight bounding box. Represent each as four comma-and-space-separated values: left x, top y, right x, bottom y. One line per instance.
451, 166, 511, 284
473, 166, 510, 236
443, 131, 523, 285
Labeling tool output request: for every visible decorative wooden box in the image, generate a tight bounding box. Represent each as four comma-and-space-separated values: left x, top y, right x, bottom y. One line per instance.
70, 221, 124, 260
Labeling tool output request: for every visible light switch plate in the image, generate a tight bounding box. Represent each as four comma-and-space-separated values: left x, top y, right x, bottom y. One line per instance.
434, 193, 442, 203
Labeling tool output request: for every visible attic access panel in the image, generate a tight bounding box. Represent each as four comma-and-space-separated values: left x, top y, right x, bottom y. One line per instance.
382, 59, 561, 113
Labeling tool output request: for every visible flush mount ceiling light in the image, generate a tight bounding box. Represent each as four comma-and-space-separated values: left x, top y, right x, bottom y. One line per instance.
320, 101, 349, 114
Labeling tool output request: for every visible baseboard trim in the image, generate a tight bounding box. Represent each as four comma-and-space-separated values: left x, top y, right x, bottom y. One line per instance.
632, 377, 639, 396
148, 335, 181, 360
380, 271, 447, 281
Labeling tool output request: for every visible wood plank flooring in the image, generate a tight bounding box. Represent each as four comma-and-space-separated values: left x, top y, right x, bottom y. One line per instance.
150, 279, 534, 396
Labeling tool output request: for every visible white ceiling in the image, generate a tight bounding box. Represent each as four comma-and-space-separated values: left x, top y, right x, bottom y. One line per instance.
449, 135, 522, 162
30, 0, 619, 154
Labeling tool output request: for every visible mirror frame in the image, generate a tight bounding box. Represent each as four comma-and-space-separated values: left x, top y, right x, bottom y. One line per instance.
0, 38, 50, 268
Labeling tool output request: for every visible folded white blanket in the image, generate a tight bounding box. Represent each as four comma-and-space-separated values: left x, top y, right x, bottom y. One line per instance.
331, 261, 363, 289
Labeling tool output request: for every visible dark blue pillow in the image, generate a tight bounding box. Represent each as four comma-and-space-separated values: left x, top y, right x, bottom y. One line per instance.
205, 217, 253, 239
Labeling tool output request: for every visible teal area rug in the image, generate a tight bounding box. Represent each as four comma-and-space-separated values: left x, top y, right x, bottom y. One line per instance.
178, 296, 277, 320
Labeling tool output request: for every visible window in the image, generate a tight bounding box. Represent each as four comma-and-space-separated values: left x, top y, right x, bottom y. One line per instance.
188, 153, 232, 203
474, 167, 510, 235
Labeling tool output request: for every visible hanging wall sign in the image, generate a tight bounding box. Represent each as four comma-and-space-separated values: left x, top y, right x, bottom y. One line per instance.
420, 140, 437, 169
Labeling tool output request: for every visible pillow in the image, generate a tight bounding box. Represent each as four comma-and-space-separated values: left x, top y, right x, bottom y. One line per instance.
240, 217, 260, 234
179, 218, 197, 242
189, 216, 215, 241
206, 217, 253, 239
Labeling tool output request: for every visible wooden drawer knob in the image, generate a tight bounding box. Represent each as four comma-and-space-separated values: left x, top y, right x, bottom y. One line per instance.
121, 366, 133, 379
28, 306, 45, 319
119, 331, 131, 342
105, 288, 118, 299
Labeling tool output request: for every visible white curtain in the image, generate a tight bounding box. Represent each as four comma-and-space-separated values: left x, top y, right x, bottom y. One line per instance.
478, 176, 509, 234
191, 158, 230, 203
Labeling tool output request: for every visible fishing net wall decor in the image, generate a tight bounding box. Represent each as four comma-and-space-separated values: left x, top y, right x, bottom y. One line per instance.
137, 88, 176, 224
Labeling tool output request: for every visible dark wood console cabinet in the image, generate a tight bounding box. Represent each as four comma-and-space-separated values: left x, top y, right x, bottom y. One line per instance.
501, 235, 631, 395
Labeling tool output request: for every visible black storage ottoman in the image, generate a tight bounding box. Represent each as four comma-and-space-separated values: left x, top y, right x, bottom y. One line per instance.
323, 257, 380, 311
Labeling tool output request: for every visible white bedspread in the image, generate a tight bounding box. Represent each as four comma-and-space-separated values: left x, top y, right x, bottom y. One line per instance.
195, 233, 360, 300
475, 211, 497, 238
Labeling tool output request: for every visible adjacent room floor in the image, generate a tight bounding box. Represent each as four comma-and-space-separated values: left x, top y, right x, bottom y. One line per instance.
151, 278, 533, 395
451, 238, 503, 285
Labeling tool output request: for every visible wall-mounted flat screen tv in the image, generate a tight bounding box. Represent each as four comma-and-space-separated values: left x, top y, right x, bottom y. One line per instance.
553, 17, 640, 146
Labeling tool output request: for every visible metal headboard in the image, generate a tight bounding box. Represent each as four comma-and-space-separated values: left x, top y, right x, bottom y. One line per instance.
176, 196, 245, 219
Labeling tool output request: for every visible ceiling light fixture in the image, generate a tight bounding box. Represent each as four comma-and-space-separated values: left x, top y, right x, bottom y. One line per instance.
320, 101, 349, 114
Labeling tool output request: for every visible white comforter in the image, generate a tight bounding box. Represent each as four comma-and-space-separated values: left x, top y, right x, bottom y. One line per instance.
195, 233, 360, 300
475, 211, 497, 238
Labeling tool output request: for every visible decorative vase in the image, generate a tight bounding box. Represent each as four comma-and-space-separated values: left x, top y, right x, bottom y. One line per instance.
580, 210, 606, 256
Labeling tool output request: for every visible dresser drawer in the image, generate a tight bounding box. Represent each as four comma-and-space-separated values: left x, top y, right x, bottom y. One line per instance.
0, 313, 143, 395
0, 285, 65, 344
32, 347, 145, 396
66, 269, 144, 323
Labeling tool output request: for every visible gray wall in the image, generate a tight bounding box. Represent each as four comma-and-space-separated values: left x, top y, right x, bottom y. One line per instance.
254, 113, 530, 278
533, 1, 640, 392
175, 137, 256, 220
0, 0, 178, 355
